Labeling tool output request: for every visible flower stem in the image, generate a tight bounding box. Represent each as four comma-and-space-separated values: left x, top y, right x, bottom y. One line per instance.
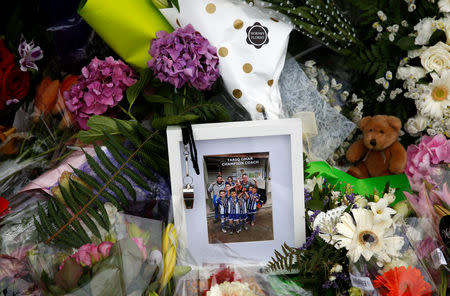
440, 267, 447, 296
118, 104, 137, 121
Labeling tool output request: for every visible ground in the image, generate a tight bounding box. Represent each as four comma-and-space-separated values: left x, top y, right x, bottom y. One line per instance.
207, 207, 274, 244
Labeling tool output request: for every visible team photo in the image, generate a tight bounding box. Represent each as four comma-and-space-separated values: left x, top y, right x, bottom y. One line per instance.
203, 152, 273, 244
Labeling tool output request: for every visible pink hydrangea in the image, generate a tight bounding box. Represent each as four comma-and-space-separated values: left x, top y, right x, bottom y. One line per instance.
405, 134, 450, 191
148, 24, 220, 90
64, 56, 137, 130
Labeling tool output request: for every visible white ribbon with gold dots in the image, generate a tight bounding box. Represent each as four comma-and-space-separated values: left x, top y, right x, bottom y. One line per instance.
169, 0, 293, 120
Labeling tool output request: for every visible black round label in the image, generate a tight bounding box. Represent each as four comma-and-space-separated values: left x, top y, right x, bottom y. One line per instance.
246, 22, 269, 49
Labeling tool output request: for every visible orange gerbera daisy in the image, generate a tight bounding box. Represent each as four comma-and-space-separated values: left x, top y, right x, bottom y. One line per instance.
373, 266, 432, 296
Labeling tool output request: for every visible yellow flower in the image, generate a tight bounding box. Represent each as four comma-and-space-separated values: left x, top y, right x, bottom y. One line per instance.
159, 223, 177, 293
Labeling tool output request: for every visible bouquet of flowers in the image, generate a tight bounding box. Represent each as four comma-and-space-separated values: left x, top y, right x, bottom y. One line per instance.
174, 265, 309, 296
266, 158, 437, 295
403, 134, 450, 294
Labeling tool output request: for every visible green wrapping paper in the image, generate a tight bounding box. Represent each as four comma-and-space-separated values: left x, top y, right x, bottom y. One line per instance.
78, 0, 173, 69
306, 161, 411, 203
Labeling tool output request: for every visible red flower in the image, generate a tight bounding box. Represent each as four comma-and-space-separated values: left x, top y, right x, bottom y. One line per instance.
373, 266, 432, 296
202, 267, 239, 296
0, 64, 30, 110
0, 197, 9, 216
0, 39, 15, 71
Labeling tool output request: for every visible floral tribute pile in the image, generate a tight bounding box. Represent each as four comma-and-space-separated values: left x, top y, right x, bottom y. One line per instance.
0, 0, 449, 295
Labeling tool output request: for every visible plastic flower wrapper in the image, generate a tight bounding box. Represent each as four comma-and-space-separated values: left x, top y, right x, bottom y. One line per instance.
0, 189, 51, 295
173, 264, 310, 296
166, 0, 293, 120
21, 143, 171, 221
403, 217, 449, 293
29, 212, 171, 295
78, 0, 173, 69
279, 56, 356, 160
346, 218, 437, 295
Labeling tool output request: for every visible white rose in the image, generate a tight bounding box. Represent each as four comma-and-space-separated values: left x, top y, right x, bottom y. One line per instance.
420, 42, 450, 75
414, 18, 435, 45
396, 66, 426, 80
438, 0, 450, 13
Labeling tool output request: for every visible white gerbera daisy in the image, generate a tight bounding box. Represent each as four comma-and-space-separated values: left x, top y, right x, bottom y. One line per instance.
438, 0, 450, 12
334, 208, 404, 263
207, 281, 257, 296
368, 199, 397, 223
418, 71, 450, 119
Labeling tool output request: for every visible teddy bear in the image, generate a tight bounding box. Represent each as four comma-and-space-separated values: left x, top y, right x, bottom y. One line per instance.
346, 115, 407, 178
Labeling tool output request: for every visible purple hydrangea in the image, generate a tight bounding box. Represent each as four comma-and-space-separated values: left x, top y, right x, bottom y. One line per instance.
147, 24, 220, 90
64, 57, 137, 130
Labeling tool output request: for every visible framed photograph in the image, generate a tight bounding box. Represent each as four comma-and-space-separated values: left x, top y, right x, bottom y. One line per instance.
167, 119, 305, 265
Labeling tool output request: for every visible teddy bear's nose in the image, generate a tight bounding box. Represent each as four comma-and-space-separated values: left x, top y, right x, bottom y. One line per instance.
370, 139, 377, 146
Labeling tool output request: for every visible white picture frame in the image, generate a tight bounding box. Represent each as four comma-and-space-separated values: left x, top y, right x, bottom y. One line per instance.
167, 118, 305, 266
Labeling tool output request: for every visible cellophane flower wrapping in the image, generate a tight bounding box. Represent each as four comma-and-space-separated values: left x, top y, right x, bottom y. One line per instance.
0, 192, 167, 296
38, 213, 163, 296
173, 264, 311, 296
403, 135, 450, 281
347, 219, 437, 295
279, 56, 356, 160
0, 190, 51, 295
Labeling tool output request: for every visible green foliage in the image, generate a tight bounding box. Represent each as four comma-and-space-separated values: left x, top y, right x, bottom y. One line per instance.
262, 0, 360, 53
396, 36, 421, 51
347, 43, 400, 78
77, 116, 141, 144
267, 238, 349, 294
34, 118, 168, 248
127, 69, 154, 112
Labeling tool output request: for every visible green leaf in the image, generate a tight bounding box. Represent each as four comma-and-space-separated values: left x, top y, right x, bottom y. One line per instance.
170, 0, 179, 10
428, 29, 447, 45
396, 36, 421, 51
77, 116, 140, 143
144, 94, 173, 104
307, 199, 324, 211
127, 69, 153, 111
152, 114, 200, 130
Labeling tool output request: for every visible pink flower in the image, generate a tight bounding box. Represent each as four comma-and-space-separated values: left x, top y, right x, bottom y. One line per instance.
131, 237, 147, 259
405, 184, 435, 220
98, 241, 113, 258
405, 134, 450, 191
64, 56, 137, 130
74, 243, 98, 266
0, 255, 26, 281
417, 236, 438, 260
59, 241, 115, 270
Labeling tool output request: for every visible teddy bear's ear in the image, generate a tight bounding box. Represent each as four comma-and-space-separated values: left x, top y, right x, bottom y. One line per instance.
359, 116, 372, 131
386, 116, 402, 131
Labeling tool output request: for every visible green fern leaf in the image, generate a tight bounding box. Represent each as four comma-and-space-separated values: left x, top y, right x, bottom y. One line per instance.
70, 180, 110, 230
53, 186, 97, 243
93, 144, 137, 201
